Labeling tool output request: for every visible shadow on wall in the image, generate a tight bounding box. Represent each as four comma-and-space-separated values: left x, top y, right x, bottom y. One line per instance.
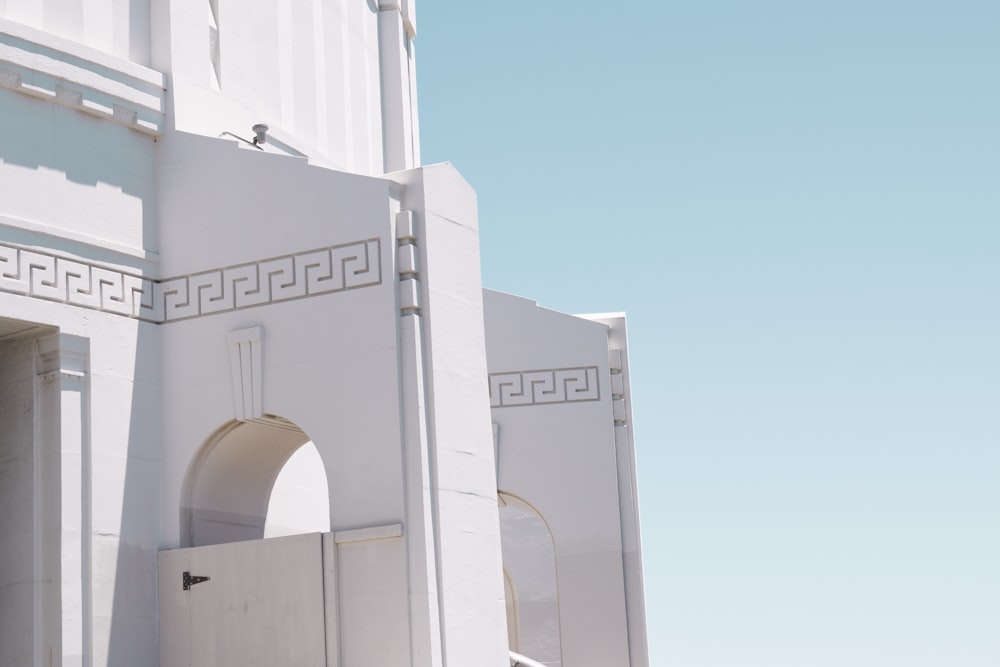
0, 90, 153, 194
107, 363, 331, 665
105, 319, 159, 666
0, 91, 155, 245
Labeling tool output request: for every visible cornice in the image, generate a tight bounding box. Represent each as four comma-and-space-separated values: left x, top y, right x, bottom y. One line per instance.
0, 18, 166, 135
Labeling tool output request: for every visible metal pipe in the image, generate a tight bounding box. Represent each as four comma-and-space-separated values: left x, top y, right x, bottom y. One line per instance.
509, 650, 547, 667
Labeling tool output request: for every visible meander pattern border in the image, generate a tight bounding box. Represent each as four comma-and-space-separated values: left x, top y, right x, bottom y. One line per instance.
488, 366, 601, 408
0, 238, 382, 323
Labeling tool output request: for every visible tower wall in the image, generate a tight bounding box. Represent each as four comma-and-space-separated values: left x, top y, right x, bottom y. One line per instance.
0, 0, 151, 65
152, 0, 418, 175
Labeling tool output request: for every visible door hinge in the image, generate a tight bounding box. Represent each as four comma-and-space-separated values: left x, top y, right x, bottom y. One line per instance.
182, 571, 211, 591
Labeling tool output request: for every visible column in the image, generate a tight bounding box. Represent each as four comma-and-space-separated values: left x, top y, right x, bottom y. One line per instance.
36, 334, 91, 667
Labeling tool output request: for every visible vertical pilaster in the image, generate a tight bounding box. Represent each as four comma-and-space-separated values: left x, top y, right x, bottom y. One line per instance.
605, 335, 649, 667
396, 209, 444, 667
395, 164, 510, 667
36, 334, 91, 667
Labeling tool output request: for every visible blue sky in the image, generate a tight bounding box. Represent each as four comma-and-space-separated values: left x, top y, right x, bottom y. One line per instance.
416, 2, 999, 666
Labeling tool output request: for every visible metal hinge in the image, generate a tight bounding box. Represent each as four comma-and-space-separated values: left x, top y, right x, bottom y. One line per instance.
182, 571, 211, 591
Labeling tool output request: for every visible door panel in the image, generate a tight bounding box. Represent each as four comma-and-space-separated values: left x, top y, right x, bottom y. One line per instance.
158, 533, 327, 667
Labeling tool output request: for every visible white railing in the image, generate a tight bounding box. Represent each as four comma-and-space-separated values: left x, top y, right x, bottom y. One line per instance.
509, 650, 547, 667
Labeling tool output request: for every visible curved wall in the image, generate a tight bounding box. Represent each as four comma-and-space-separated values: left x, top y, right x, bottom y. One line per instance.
0, 0, 151, 65
1, 0, 419, 177
152, 0, 419, 175
484, 290, 649, 667
154, 0, 381, 173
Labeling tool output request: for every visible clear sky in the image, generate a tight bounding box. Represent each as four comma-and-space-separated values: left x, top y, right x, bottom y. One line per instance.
416, 2, 1000, 666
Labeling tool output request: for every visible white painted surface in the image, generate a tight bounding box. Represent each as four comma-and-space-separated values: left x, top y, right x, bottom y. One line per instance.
183, 419, 312, 547
394, 163, 511, 667
0, 93, 156, 254
335, 531, 411, 667
0, 333, 40, 667
0, 17, 166, 134
151, 0, 417, 175
0, 1, 151, 65
485, 290, 649, 667
0, 2, 648, 665
158, 532, 327, 667
0, 290, 163, 666
582, 313, 650, 667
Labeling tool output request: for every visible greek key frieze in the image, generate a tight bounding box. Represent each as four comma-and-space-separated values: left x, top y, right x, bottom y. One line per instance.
488, 366, 601, 408
0, 238, 382, 323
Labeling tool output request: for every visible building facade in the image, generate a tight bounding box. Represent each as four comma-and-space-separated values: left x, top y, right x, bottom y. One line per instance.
0, 2, 647, 666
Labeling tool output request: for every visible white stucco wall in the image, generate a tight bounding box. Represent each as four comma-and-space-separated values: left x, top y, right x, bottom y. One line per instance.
1, 0, 418, 176
0, 20, 162, 659
0, 90, 157, 255
0, 2, 648, 664
0, 0, 151, 65
151, 0, 417, 175
484, 290, 648, 667
582, 313, 649, 667
394, 163, 510, 667
0, 332, 40, 667
0, 293, 163, 667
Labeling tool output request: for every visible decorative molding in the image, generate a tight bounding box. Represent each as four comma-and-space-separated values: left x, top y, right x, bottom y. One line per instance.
377, 0, 415, 37
0, 238, 383, 324
157, 239, 382, 322
396, 210, 422, 315
0, 242, 156, 320
488, 366, 600, 408
0, 214, 160, 264
35, 332, 89, 384
0, 18, 167, 135
609, 348, 627, 427
227, 327, 263, 422
32, 331, 93, 667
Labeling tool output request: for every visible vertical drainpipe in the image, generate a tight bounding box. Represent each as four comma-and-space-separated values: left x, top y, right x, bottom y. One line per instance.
377, 1, 417, 173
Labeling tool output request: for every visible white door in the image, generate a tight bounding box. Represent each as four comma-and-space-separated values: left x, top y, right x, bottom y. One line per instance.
158, 532, 328, 667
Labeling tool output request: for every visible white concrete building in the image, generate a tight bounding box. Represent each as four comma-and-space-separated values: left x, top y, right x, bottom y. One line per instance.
0, 2, 648, 666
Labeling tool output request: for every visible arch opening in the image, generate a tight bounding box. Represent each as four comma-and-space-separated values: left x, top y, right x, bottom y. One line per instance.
181, 417, 330, 548
0, 319, 55, 663
498, 492, 562, 667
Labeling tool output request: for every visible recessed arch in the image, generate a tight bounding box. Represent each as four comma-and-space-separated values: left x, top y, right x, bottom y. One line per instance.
498, 491, 562, 667
181, 416, 330, 547
0, 319, 58, 663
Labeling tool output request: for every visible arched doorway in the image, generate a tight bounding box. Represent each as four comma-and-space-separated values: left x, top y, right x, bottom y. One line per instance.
498, 492, 562, 667
162, 416, 333, 666
180, 416, 330, 547
0, 318, 56, 664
